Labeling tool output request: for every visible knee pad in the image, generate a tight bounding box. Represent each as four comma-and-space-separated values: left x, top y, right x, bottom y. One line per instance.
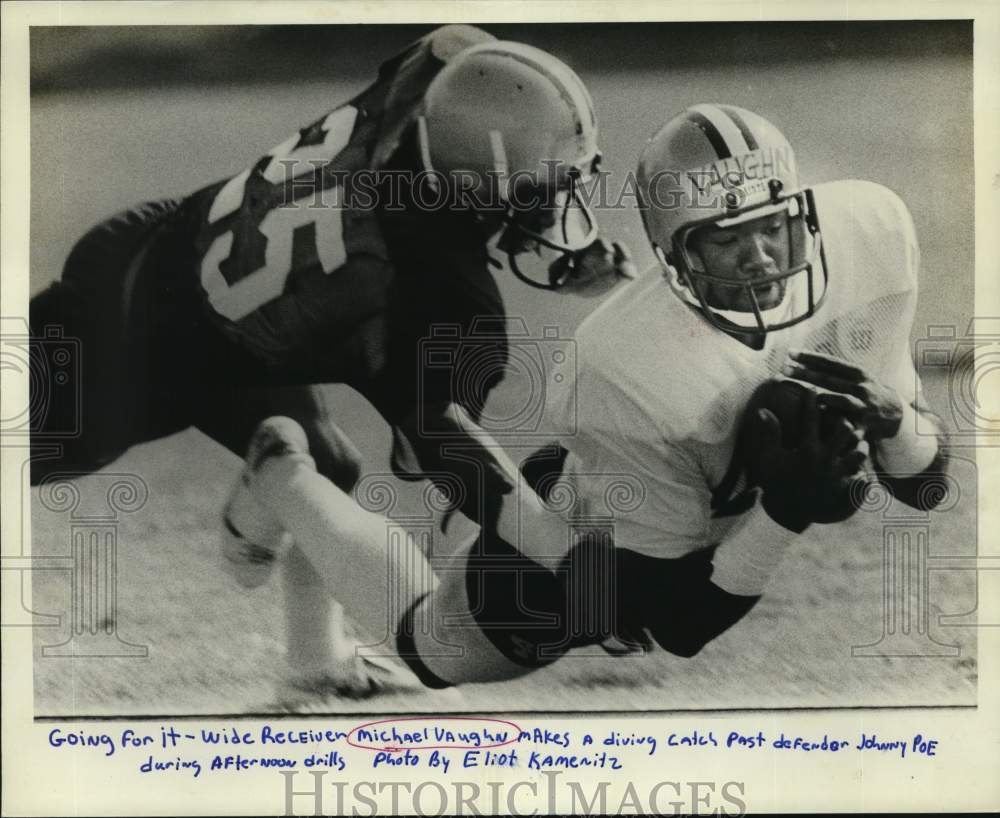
400, 533, 568, 687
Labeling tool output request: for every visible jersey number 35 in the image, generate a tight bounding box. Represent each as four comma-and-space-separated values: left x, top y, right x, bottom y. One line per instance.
198, 106, 358, 321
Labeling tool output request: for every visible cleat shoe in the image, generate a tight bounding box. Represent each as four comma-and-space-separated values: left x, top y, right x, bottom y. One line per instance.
219, 508, 290, 589
245, 415, 313, 473
220, 417, 313, 589
283, 649, 425, 700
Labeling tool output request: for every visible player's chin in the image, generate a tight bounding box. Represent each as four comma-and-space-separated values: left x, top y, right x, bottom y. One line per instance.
716, 283, 783, 312
750, 281, 785, 310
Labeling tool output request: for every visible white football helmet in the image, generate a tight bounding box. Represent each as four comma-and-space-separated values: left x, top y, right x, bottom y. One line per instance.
417, 41, 602, 289
637, 104, 828, 333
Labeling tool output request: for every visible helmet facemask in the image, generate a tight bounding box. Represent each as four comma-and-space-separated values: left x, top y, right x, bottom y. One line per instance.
664, 187, 828, 334
496, 158, 601, 290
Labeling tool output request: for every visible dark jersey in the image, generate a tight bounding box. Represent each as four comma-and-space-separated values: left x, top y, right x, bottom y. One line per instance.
179, 101, 392, 381
30, 25, 508, 487
140, 25, 505, 416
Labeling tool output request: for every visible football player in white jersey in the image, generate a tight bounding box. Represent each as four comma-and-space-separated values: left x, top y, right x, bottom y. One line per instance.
227, 103, 949, 691
531, 102, 950, 653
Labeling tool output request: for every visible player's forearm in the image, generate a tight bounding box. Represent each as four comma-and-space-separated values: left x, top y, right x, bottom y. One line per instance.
616, 547, 761, 658
649, 582, 760, 658
635, 503, 797, 656
710, 502, 799, 595
872, 403, 950, 510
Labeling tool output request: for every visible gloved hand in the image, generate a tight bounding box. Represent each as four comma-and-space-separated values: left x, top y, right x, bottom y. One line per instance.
549, 238, 637, 297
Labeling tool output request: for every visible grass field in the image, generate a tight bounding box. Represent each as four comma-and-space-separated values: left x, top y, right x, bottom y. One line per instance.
24, 27, 979, 716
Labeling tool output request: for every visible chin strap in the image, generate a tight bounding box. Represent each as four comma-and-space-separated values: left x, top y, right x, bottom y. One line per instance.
506, 247, 577, 291
657, 246, 820, 334
710, 278, 803, 330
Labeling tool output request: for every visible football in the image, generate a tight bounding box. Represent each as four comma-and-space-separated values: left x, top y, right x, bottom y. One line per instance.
744, 377, 863, 449
742, 377, 870, 524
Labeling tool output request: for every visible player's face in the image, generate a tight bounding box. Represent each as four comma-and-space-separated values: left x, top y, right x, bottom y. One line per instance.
688, 211, 792, 312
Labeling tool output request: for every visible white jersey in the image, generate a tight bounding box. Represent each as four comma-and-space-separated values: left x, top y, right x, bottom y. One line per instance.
555, 180, 922, 558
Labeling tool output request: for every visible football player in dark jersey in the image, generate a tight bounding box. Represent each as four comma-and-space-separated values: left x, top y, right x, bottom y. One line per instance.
30, 26, 630, 495
29, 25, 633, 694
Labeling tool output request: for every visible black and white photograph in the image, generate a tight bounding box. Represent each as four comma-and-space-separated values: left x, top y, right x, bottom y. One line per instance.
2, 2, 998, 814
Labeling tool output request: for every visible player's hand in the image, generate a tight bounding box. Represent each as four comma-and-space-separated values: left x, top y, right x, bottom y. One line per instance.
550, 238, 636, 297
784, 350, 903, 442
745, 388, 869, 532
